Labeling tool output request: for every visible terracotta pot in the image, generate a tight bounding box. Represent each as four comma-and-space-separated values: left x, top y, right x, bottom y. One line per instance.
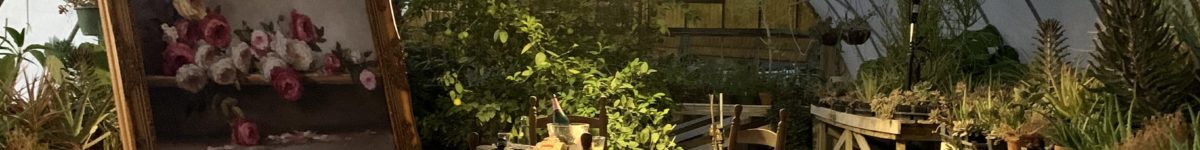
843, 29, 871, 45
1006, 140, 1021, 150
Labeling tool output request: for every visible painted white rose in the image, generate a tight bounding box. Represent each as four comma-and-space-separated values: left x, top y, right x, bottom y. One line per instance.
161, 24, 179, 43
175, 64, 208, 93
259, 54, 288, 81
285, 39, 314, 71
230, 42, 254, 73
209, 57, 239, 85
194, 44, 224, 68
346, 50, 364, 64
271, 30, 288, 55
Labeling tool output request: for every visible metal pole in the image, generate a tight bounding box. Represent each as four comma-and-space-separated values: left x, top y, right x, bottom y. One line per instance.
904, 0, 920, 90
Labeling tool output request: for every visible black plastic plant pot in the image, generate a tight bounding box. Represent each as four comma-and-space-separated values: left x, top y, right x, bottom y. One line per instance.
843, 29, 871, 45
820, 30, 841, 46
76, 6, 102, 36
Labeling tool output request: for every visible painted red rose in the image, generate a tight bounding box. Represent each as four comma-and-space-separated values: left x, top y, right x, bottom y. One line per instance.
162, 42, 195, 76
322, 54, 341, 75
289, 10, 317, 42
230, 118, 260, 146
174, 20, 202, 45
202, 9, 232, 48
271, 67, 303, 102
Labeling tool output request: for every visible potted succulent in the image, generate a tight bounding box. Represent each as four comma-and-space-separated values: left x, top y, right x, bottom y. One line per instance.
841, 17, 872, 45
59, 0, 101, 36
811, 18, 841, 46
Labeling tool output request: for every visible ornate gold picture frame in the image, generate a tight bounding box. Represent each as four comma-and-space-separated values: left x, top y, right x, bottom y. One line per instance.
98, 0, 419, 149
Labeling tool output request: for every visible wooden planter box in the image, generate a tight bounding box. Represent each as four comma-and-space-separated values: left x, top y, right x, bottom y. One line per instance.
810, 105, 940, 150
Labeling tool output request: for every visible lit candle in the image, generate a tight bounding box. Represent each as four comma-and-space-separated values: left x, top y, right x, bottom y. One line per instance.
709, 94, 715, 126
718, 93, 724, 150
718, 93, 724, 128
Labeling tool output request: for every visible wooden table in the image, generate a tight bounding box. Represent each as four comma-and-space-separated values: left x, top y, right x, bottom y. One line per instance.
475, 143, 534, 150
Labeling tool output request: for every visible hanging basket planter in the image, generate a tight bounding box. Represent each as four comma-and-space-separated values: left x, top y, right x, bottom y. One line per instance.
75, 6, 102, 36
843, 28, 871, 45
841, 17, 871, 45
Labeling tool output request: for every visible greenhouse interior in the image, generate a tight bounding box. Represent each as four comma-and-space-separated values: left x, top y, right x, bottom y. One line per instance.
2, 0, 1200, 149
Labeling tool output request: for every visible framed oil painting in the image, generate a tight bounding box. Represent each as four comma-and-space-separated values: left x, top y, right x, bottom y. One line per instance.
98, 0, 420, 149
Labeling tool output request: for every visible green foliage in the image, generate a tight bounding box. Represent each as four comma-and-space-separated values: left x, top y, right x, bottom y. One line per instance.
1167, 0, 1200, 64
0, 38, 118, 149
1091, 0, 1197, 116
404, 0, 680, 149
1043, 91, 1130, 150
0, 27, 49, 87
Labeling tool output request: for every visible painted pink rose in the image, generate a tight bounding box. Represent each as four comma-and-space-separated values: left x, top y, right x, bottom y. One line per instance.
289, 10, 317, 42
162, 42, 195, 76
271, 67, 303, 102
322, 54, 342, 75
230, 118, 260, 146
249, 30, 271, 57
175, 20, 202, 45
202, 9, 232, 48
359, 69, 376, 91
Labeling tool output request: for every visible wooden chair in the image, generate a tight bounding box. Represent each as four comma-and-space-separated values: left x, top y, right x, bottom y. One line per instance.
728, 105, 787, 150
527, 96, 608, 145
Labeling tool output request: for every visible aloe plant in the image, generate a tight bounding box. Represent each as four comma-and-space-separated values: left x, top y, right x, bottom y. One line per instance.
1044, 91, 1130, 150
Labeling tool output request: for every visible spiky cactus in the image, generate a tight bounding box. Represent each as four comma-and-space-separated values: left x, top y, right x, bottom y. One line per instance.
1091, 0, 1193, 115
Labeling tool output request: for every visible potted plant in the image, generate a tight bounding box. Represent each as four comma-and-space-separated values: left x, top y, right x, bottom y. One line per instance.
841, 17, 872, 45
810, 18, 841, 46
59, 0, 101, 36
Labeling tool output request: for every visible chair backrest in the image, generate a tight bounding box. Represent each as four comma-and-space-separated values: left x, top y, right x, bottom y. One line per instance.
728, 105, 787, 150
527, 96, 608, 144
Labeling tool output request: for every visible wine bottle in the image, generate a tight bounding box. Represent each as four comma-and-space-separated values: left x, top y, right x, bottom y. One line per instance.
550, 95, 570, 125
